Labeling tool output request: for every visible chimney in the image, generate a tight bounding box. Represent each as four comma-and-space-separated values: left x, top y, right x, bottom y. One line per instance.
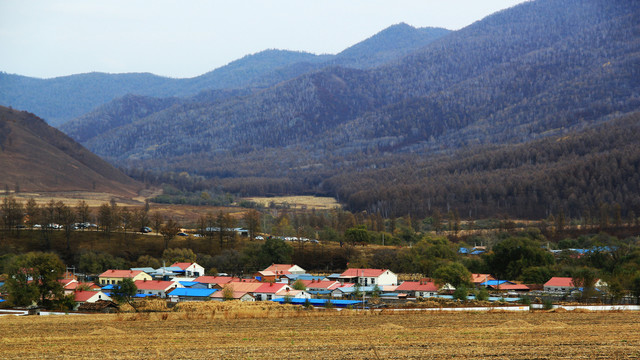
270, 282, 273, 287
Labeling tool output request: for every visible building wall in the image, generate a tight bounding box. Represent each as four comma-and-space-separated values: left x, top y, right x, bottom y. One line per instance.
377, 271, 398, 286
99, 272, 151, 285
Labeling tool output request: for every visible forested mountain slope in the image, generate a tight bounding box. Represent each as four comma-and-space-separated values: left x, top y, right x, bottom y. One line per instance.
1, 25, 449, 127
82, 0, 638, 170
321, 112, 640, 219
0, 106, 141, 195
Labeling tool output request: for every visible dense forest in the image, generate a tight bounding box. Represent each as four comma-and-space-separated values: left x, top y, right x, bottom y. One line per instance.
57, 0, 638, 224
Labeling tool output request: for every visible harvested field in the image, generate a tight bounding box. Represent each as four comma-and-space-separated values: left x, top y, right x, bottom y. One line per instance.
243, 195, 340, 210
1, 311, 639, 359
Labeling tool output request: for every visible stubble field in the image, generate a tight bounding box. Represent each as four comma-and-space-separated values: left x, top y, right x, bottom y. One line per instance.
1, 310, 639, 359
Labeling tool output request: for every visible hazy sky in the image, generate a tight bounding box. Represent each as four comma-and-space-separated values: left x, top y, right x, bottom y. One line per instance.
0, 0, 527, 79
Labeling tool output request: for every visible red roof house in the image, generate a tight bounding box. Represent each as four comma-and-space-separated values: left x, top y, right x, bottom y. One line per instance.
252, 282, 292, 301
74, 290, 111, 304
471, 274, 496, 285
396, 281, 439, 298
98, 269, 152, 285
263, 264, 306, 275
134, 279, 181, 298
170, 262, 205, 277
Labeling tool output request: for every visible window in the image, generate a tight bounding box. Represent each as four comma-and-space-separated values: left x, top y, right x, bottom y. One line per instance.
371, 278, 376, 284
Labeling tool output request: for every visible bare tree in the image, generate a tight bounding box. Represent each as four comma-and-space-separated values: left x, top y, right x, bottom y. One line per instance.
160, 218, 180, 250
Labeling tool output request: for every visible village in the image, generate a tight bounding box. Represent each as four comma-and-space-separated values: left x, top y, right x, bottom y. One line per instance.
0, 258, 620, 314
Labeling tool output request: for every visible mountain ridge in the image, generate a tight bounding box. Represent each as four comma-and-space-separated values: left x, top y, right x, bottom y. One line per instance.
0, 106, 141, 196
1, 24, 450, 126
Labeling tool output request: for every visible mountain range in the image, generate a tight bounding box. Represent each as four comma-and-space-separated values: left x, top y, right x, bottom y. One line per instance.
2, 0, 639, 219
0, 23, 449, 127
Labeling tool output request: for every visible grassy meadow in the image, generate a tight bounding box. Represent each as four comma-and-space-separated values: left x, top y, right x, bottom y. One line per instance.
1, 309, 639, 359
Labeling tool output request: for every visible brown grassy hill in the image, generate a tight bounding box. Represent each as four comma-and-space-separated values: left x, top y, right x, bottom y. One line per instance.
0, 106, 141, 197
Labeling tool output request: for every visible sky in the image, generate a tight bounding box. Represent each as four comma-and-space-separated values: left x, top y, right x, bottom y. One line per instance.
0, 0, 527, 79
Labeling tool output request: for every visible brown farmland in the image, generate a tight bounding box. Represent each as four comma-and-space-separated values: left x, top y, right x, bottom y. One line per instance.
1, 311, 639, 359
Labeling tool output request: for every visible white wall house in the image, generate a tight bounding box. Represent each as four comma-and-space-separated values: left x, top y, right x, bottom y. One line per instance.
171, 262, 205, 277
339, 269, 398, 286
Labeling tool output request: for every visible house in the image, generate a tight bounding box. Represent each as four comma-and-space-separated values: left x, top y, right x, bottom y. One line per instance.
167, 288, 218, 302
339, 268, 398, 286
210, 291, 256, 302
194, 276, 258, 289
263, 264, 306, 275
285, 274, 324, 283
170, 262, 205, 277
77, 300, 119, 313
179, 281, 208, 289
471, 274, 496, 287
134, 279, 182, 298
480, 280, 530, 292
300, 279, 342, 294
61, 280, 101, 295
395, 280, 439, 298
252, 282, 293, 301
253, 271, 278, 282
98, 269, 152, 285
544, 277, 607, 293
331, 285, 384, 298
150, 266, 182, 280
74, 291, 112, 309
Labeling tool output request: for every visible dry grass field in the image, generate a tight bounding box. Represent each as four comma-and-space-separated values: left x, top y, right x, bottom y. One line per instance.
243, 195, 340, 210
1, 309, 639, 359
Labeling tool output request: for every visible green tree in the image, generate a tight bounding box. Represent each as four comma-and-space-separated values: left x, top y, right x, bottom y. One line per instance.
259, 237, 293, 266
136, 255, 161, 269
452, 285, 469, 302
344, 225, 370, 245
292, 279, 306, 291
520, 266, 554, 284
433, 262, 472, 288
572, 267, 598, 301
111, 278, 138, 311
5, 252, 65, 308
76, 251, 126, 274
486, 237, 554, 280
162, 248, 196, 264
631, 272, 640, 305
353, 282, 362, 299
475, 287, 490, 301
372, 284, 381, 298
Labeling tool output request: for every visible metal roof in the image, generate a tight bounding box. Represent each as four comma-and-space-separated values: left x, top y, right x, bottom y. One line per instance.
168, 288, 217, 297
333, 286, 380, 294
179, 281, 200, 287
480, 280, 510, 286
270, 298, 363, 307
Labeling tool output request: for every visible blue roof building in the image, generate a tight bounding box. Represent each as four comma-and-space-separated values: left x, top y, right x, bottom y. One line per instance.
270, 298, 363, 308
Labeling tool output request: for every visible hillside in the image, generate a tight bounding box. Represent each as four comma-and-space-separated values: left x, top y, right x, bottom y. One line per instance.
2, 25, 449, 127
321, 112, 640, 219
0, 106, 141, 196
76, 1, 638, 171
